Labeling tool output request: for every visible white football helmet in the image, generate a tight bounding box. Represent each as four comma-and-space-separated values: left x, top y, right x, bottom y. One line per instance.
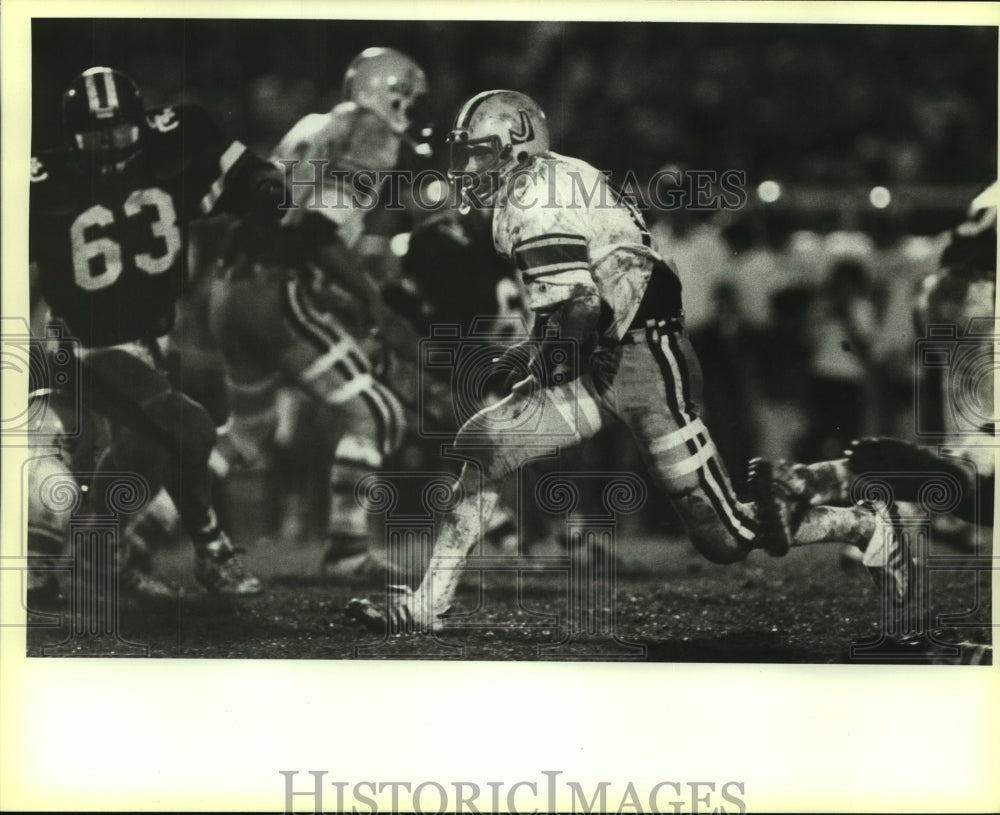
447, 90, 550, 211
342, 47, 431, 151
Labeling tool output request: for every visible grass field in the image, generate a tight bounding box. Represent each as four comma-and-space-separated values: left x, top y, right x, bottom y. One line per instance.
24, 522, 993, 663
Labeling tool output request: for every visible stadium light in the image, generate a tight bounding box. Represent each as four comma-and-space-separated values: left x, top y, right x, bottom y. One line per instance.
757, 180, 781, 203
869, 186, 891, 208
390, 232, 410, 257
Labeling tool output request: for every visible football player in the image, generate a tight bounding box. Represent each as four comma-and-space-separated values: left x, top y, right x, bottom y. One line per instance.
30, 66, 287, 595
762, 183, 995, 661
347, 90, 915, 633
209, 48, 433, 575
770, 181, 997, 529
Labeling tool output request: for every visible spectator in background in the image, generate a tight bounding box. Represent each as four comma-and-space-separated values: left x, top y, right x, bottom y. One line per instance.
754, 286, 815, 464
800, 259, 884, 462
691, 282, 760, 490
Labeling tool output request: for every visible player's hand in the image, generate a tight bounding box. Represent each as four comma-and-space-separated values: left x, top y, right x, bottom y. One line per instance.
588, 338, 622, 394
491, 340, 539, 395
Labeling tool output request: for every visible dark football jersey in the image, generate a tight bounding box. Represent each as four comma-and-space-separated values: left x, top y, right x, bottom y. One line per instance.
30, 105, 255, 347
402, 209, 523, 334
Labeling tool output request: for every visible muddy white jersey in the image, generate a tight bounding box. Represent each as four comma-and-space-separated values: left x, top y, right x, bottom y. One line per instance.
492, 152, 670, 341
271, 101, 400, 249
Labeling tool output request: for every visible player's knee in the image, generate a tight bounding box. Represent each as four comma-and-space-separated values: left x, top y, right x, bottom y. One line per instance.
674, 490, 752, 565
333, 385, 407, 458
690, 528, 751, 565
453, 424, 520, 484
147, 392, 218, 462
178, 399, 217, 460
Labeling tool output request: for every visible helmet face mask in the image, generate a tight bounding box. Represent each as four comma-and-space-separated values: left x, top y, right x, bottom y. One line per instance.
62, 67, 145, 175
447, 131, 508, 212
400, 89, 434, 158
72, 122, 141, 153
448, 133, 509, 176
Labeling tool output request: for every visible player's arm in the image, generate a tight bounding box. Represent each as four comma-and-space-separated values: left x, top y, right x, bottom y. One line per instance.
159, 105, 287, 220
311, 227, 389, 325
220, 152, 288, 219
499, 231, 601, 388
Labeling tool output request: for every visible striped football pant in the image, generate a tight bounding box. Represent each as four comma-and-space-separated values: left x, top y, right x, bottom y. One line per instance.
449, 318, 759, 564
210, 268, 407, 540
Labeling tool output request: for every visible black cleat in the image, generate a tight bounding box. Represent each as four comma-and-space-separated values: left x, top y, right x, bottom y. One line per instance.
748, 457, 792, 557
194, 534, 262, 596
345, 597, 391, 634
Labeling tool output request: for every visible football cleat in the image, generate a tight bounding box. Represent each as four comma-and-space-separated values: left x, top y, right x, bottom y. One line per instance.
747, 457, 794, 556
345, 584, 436, 634
119, 564, 184, 603
194, 534, 262, 596
345, 597, 394, 633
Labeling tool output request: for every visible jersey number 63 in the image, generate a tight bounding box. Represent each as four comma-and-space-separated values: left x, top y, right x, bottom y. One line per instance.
69, 187, 181, 291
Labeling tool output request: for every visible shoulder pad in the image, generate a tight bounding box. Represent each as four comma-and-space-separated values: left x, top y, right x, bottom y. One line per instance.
271, 112, 336, 162
325, 102, 388, 147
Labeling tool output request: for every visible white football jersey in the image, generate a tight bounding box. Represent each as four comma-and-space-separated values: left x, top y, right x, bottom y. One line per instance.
271, 101, 400, 249
492, 152, 668, 340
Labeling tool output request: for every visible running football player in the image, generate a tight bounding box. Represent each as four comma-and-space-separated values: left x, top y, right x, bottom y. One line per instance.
347, 90, 915, 633
30, 66, 287, 595
209, 48, 435, 575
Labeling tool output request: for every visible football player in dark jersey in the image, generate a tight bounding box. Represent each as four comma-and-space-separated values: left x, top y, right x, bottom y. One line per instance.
30, 66, 287, 595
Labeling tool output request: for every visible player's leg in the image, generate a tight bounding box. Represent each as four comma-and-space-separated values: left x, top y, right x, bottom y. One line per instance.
272, 274, 409, 571
317, 384, 406, 574
348, 378, 604, 631
619, 321, 920, 638
80, 344, 261, 595
83, 348, 215, 535
618, 321, 893, 558
773, 436, 992, 528
614, 320, 762, 562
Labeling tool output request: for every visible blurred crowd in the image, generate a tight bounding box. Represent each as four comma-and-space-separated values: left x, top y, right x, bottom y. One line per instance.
33, 21, 997, 188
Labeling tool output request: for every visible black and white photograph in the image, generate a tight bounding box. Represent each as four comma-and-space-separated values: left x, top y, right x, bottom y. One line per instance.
1, 2, 998, 812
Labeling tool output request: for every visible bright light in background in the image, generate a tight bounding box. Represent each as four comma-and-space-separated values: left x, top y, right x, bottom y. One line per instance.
389, 232, 410, 257
902, 235, 936, 260
757, 180, 781, 203
423, 178, 446, 205
789, 230, 823, 254
869, 186, 891, 208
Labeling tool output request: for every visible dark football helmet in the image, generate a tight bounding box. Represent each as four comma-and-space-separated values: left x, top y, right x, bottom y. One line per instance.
62, 66, 145, 174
